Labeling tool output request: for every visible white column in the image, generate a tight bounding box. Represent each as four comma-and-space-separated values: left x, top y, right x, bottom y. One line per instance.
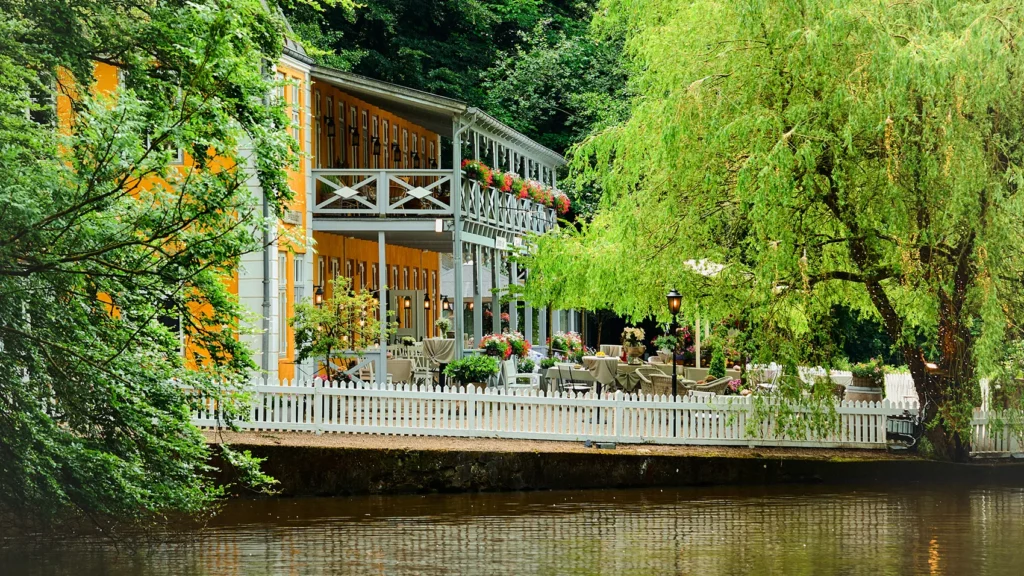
378, 231, 388, 386
491, 248, 502, 335
452, 117, 464, 358
473, 244, 483, 346
508, 260, 518, 333
694, 310, 701, 369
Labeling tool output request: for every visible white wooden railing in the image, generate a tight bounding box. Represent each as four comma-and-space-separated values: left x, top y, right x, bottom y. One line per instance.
311, 169, 557, 235
191, 379, 919, 449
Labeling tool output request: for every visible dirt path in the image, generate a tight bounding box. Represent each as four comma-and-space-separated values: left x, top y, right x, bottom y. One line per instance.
205, 430, 911, 461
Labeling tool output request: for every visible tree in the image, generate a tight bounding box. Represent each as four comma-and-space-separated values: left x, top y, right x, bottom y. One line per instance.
522, 0, 1024, 460
0, 0, 314, 527
291, 277, 395, 381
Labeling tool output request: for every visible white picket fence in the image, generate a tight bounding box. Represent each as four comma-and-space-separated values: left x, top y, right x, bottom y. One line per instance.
191, 379, 921, 449
970, 410, 1024, 456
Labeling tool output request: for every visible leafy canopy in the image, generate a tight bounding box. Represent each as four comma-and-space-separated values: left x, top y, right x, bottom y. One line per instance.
0, 0, 301, 526
522, 0, 1024, 459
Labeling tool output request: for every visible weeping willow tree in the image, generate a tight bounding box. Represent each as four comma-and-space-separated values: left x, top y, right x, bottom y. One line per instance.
522, 0, 1024, 460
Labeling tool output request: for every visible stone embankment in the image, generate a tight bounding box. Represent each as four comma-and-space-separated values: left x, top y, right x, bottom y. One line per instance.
206, 432, 1024, 497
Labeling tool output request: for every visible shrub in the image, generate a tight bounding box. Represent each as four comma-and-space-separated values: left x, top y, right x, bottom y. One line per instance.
708, 345, 726, 379
443, 355, 499, 385
851, 357, 885, 387
519, 359, 536, 373
540, 358, 557, 369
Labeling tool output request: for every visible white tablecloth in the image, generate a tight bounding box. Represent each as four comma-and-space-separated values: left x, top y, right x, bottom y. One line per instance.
422, 338, 456, 364
582, 356, 621, 386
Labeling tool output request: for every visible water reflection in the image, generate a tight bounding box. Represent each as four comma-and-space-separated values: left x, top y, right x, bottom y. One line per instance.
4, 485, 1024, 575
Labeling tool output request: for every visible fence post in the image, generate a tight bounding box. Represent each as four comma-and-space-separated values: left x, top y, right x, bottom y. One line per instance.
314, 377, 322, 435
614, 390, 624, 441
467, 385, 477, 434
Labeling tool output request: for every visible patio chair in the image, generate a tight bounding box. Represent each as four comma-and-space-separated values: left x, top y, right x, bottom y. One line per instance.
636, 366, 692, 397
693, 376, 731, 395
501, 358, 539, 393
557, 364, 592, 395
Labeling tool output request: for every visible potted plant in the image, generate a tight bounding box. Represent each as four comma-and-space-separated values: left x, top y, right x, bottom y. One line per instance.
400, 336, 416, 347
461, 159, 493, 187
519, 358, 536, 373
652, 334, 678, 364
621, 326, 646, 364
443, 355, 499, 389
548, 331, 582, 358
505, 331, 531, 359
480, 334, 511, 359
540, 357, 557, 371
434, 316, 452, 337
708, 344, 727, 379
848, 357, 885, 402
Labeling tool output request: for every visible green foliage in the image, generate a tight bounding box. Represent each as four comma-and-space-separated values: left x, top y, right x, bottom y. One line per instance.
652, 334, 678, 351
0, 0, 301, 525
291, 278, 397, 381
443, 355, 500, 385
518, 358, 535, 373
540, 358, 557, 370
523, 0, 1024, 460
708, 346, 726, 380
850, 358, 886, 388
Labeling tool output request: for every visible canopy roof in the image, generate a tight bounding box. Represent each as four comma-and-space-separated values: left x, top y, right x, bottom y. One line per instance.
311, 66, 565, 167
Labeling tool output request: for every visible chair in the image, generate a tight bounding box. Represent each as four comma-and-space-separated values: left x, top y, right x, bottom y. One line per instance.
501, 358, 539, 392
693, 376, 731, 394
636, 366, 692, 397
557, 364, 592, 395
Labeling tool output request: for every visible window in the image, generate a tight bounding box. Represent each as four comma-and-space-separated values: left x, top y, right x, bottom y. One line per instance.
279, 254, 288, 357
338, 100, 346, 167
325, 96, 333, 169
428, 141, 436, 169
371, 263, 379, 290
293, 255, 304, 304
403, 267, 410, 291
391, 266, 399, 290
357, 262, 366, 290
411, 132, 418, 168
402, 129, 409, 168
381, 120, 389, 167
422, 269, 428, 294
361, 110, 369, 169
291, 82, 300, 141
314, 91, 321, 169
371, 115, 378, 168
330, 258, 340, 286
275, 72, 285, 104
349, 106, 357, 167
345, 259, 353, 286
432, 271, 438, 300
317, 257, 326, 288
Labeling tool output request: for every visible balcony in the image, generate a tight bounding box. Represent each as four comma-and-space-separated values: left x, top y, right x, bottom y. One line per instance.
313, 168, 557, 236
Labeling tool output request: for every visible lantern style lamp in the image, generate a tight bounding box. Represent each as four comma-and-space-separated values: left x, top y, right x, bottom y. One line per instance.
371, 136, 381, 158
467, 300, 474, 311
429, 157, 438, 169
324, 115, 335, 139
411, 150, 420, 169
403, 296, 412, 309
441, 296, 450, 311
666, 288, 682, 433
313, 285, 324, 307
349, 126, 359, 148
423, 292, 431, 310
391, 142, 401, 167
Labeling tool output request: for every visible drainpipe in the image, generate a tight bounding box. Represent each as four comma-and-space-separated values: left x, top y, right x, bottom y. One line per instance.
262, 192, 271, 375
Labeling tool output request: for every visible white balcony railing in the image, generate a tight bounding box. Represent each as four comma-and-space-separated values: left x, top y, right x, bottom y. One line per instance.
314, 169, 454, 216
313, 168, 558, 236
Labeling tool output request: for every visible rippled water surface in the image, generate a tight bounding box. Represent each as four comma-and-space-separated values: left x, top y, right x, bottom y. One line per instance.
4, 484, 1024, 575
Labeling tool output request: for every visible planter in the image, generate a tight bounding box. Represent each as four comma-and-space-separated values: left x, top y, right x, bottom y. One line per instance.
845, 385, 883, 403
624, 345, 646, 365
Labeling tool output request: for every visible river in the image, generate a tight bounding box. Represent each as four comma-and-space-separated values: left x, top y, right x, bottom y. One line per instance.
3, 484, 1023, 575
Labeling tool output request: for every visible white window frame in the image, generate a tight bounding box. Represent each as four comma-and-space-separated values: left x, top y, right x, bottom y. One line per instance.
278, 254, 288, 357
314, 90, 321, 169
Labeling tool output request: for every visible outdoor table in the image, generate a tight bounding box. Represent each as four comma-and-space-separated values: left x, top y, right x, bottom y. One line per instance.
423, 338, 456, 387
582, 356, 621, 388
387, 359, 414, 384
544, 365, 595, 393
599, 344, 623, 358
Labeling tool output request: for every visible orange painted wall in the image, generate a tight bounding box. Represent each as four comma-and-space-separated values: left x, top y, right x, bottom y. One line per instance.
309, 81, 441, 171
312, 232, 443, 338
275, 62, 310, 381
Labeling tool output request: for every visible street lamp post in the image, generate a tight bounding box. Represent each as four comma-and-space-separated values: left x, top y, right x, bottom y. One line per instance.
666, 288, 682, 435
